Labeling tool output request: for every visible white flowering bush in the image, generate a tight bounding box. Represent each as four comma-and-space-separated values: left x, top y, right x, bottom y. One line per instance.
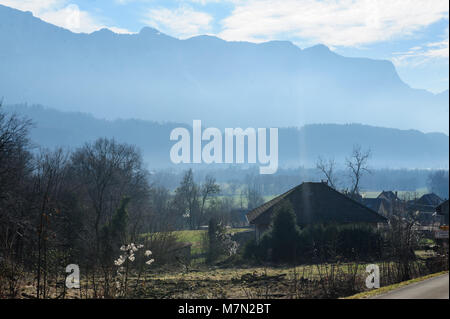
206, 219, 239, 263
216, 229, 239, 256
113, 243, 155, 297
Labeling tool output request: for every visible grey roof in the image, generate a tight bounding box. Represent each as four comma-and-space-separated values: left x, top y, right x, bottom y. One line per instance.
377, 191, 399, 202
416, 193, 443, 206
362, 198, 385, 212
246, 182, 387, 226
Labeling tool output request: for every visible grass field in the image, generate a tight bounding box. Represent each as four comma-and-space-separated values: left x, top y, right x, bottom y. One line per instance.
12, 253, 446, 299
155, 228, 251, 255
12, 261, 374, 299
120, 259, 440, 299
122, 262, 370, 298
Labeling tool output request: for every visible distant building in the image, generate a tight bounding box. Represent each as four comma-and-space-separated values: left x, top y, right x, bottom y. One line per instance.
229, 208, 250, 228
416, 193, 443, 207
362, 198, 390, 217
246, 182, 387, 241
406, 193, 443, 213
407, 193, 444, 226
370, 191, 403, 216
377, 191, 400, 202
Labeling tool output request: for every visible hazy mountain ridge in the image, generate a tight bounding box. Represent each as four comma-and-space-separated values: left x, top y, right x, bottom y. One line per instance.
6, 104, 448, 169
0, 4, 448, 134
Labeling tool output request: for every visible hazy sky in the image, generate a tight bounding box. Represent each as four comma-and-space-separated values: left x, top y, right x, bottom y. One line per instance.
1, 0, 448, 93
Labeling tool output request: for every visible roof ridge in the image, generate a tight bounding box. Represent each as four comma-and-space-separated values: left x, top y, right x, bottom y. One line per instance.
324, 184, 387, 221
246, 181, 387, 224
246, 183, 302, 222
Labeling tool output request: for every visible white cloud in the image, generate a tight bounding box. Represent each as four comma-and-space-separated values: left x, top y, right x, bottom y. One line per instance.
184, 0, 226, 4
424, 38, 449, 58
0, 0, 64, 13
142, 5, 213, 38
0, 0, 133, 33
218, 0, 449, 47
392, 28, 449, 67
392, 40, 449, 67
114, 0, 139, 4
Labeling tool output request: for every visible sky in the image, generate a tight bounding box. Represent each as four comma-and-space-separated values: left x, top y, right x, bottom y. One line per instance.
1, 0, 448, 93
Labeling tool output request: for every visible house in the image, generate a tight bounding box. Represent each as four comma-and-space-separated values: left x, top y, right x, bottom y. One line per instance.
372, 191, 403, 216
378, 190, 400, 202
406, 193, 443, 211
362, 198, 390, 217
416, 193, 443, 207
229, 208, 250, 227
436, 200, 449, 225
246, 181, 387, 241
406, 193, 444, 226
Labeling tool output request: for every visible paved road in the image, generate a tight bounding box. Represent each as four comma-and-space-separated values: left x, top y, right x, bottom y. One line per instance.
372, 273, 449, 299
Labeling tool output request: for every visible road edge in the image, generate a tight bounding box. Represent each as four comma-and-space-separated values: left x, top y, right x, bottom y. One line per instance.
343, 270, 449, 299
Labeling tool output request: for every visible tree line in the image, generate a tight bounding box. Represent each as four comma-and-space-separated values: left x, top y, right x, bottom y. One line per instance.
0, 104, 262, 297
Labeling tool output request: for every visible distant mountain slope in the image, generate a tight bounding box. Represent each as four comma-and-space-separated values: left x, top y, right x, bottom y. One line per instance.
0, 4, 448, 133
7, 104, 448, 169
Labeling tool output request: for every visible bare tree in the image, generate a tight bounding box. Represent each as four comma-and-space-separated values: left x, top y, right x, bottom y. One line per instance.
386, 203, 422, 281
70, 138, 150, 271
33, 148, 70, 299
174, 169, 200, 229
245, 185, 264, 210
316, 157, 338, 189
0, 103, 34, 298
346, 145, 371, 199
199, 175, 220, 226
0, 102, 33, 197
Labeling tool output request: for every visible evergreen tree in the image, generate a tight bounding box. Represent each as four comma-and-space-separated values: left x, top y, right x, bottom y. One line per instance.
270, 201, 301, 262
99, 197, 130, 266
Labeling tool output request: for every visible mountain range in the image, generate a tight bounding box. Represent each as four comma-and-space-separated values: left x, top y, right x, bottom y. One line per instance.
0, 4, 448, 134
6, 104, 448, 169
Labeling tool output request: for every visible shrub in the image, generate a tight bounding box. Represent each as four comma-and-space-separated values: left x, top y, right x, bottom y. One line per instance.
243, 233, 272, 262
205, 218, 238, 263
298, 223, 383, 262
270, 201, 301, 262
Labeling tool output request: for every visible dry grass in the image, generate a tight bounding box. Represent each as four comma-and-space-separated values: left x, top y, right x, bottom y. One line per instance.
8, 259, 447, 299
344, 270, 449, 299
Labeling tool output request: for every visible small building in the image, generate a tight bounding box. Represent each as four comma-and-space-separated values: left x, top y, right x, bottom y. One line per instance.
371, 191, 403, 216
416, 193, 443, 207
362, 198, 390, 217
377, 190, 400, 202
246, 182, 387, 241
229, 208, 250, 227
406, 193, 444, 225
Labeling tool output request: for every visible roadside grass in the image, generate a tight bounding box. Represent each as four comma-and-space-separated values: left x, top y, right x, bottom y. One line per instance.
343, 270, 449, 299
